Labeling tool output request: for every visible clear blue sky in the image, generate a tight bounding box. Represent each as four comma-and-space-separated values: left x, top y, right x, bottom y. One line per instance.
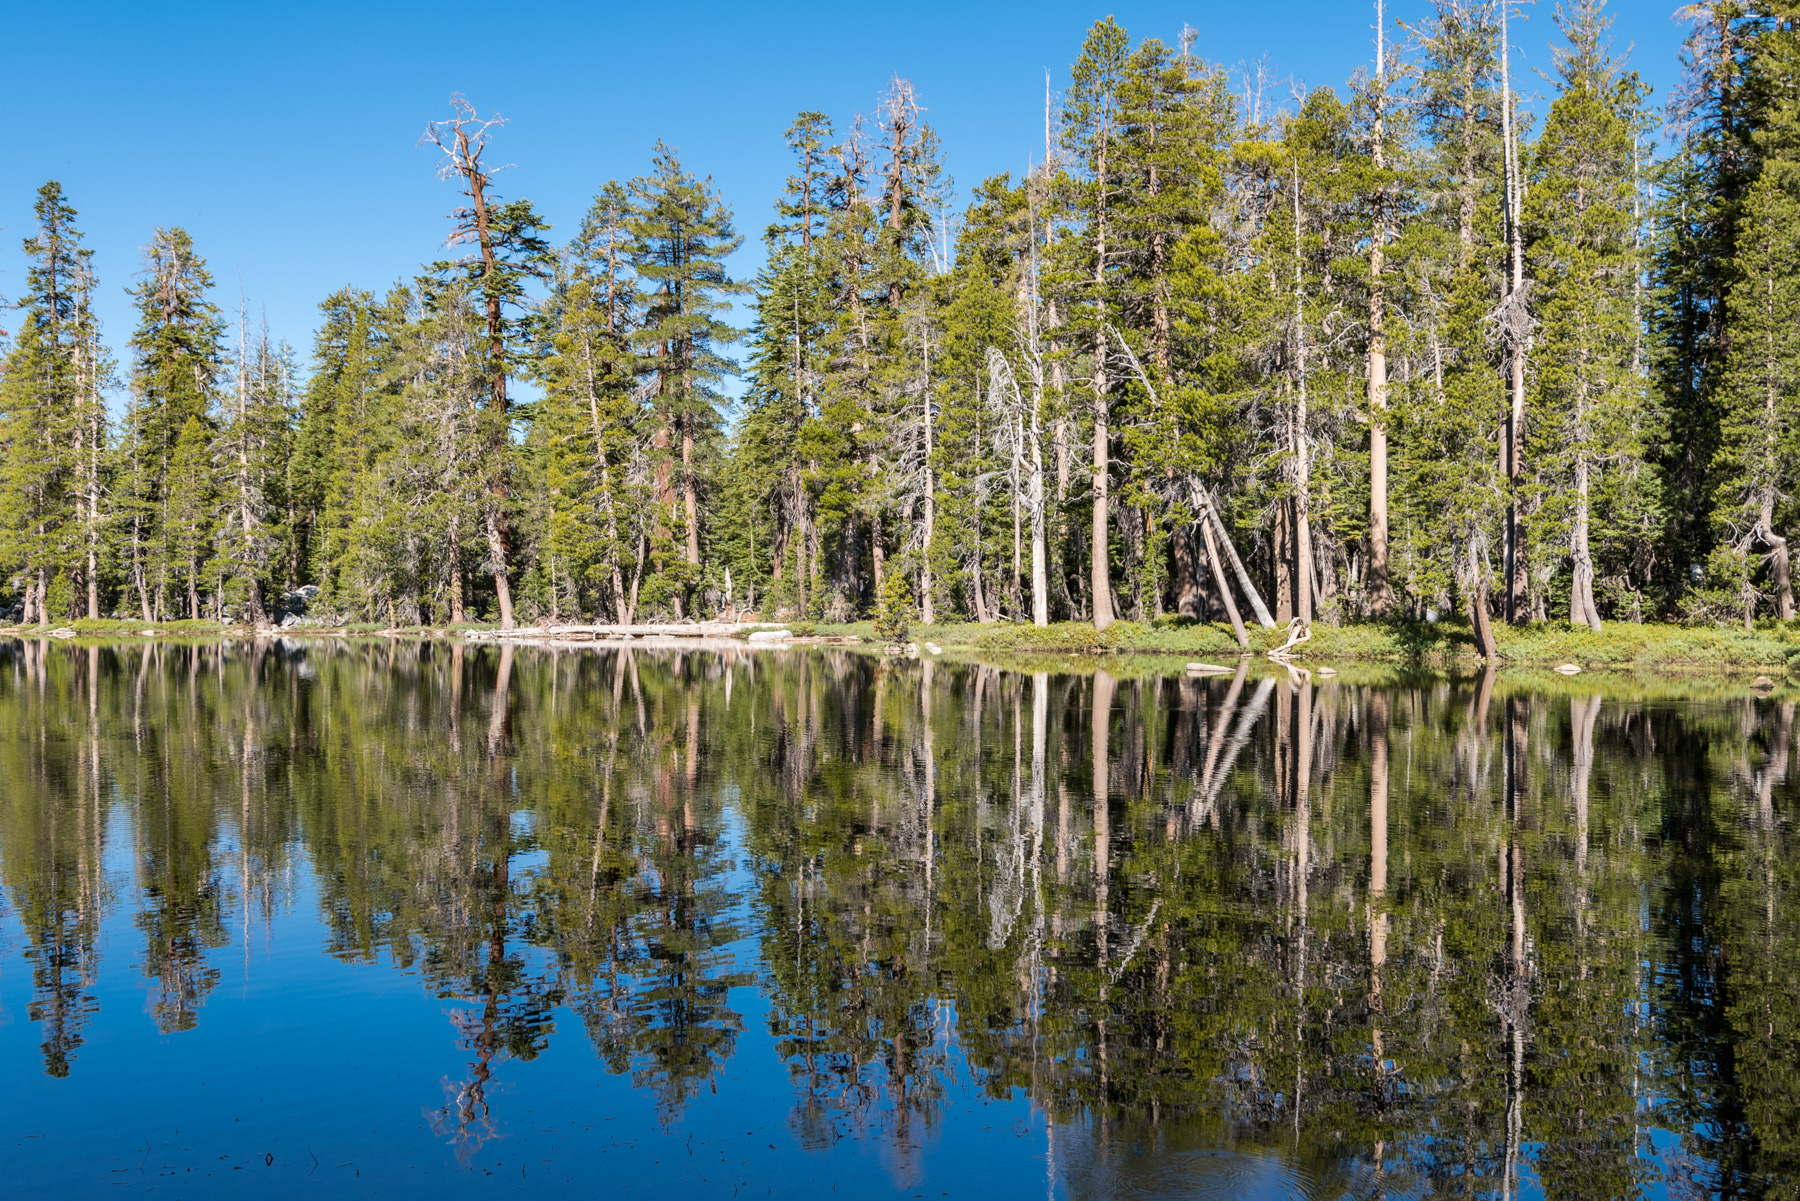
4, 0, 1689, 391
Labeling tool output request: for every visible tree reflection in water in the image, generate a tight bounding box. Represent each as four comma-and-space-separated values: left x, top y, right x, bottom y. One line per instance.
0, 637, 1796, 1196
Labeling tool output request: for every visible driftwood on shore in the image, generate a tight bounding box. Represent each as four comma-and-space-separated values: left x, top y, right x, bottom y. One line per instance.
463, 622, 787, 642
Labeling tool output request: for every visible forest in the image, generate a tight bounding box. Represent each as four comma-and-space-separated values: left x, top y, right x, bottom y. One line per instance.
1, 1, 1797, 646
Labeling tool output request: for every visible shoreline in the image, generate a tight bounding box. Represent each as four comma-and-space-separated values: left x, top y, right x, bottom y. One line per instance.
3, 617, 1796, 678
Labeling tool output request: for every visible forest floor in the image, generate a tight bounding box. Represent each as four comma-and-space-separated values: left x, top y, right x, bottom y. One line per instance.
799, 616, 1800, 673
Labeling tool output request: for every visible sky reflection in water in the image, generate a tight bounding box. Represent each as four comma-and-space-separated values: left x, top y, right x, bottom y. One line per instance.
0, 638, 1794, 1199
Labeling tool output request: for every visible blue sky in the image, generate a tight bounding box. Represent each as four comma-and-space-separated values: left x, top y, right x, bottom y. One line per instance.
4, 0, 1689, 391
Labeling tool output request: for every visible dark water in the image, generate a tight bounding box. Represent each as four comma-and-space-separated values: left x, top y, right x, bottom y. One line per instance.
1, 640, 1795, 1199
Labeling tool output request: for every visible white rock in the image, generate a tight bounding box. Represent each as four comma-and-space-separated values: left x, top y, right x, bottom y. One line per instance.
1555, 663, 1581, 675
1316, 666, 1339, 678
1185, 662, 1230, 674
746, 629, 793, 643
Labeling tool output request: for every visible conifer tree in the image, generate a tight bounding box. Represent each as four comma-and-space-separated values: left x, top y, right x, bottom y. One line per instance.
0, 183, 96, 623
425, 96, 553, 628
538, 182, 648, 622
1714, 169, 1799, 620
1525, 0, 1659, 631
625, 143, 744, 616
1064, 17, 1132, 630
121, 227, 224, 621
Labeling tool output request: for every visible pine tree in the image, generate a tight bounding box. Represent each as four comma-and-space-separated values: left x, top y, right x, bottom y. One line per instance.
164, 414, 218, 618
1525, 0, 1660, 630
0, 183, 102, 624
121, 226, 224, 621
1714, 169, 1799, 620
1063, 17, 1132, 630
625, 143, 744, 617
538, 181, 648, 622
424, 96, 553, 628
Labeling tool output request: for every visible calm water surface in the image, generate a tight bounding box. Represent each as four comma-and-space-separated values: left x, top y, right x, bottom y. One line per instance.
0, 639, 1795, 1199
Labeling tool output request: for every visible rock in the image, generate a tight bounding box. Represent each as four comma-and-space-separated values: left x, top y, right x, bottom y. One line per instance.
904, 642, 921, 659
1316, 666, 1338, 678
279, 613, 300, 630
295, 585, 321, 601
924, 643, 942, 655
1753, 676, 1776, 690
49, 627, 77, 639
140, 629, 157, 637
1555, 663, 1581, 675
746, 628, 793, 643
884, 644, 903, 656
1185, 662, 1231, 675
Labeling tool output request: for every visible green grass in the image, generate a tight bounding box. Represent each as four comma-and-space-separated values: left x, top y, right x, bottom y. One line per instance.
65, 617, 226, 634
796, 615, 1800, 672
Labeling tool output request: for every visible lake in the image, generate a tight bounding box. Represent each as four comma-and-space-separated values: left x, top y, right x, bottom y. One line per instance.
0, 639, 1793, 1198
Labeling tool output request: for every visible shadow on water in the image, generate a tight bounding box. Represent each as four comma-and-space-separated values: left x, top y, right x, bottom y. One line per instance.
0, 636, 1795, 1197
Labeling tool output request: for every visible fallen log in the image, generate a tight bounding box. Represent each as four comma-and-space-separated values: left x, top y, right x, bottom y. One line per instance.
464, 622, 785, 642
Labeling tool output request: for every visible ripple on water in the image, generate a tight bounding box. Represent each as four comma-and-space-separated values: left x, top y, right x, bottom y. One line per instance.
1063, 1145, 1314, 1201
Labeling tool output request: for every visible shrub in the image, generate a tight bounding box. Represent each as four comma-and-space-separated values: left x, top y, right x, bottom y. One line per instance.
873, 573, 913, 644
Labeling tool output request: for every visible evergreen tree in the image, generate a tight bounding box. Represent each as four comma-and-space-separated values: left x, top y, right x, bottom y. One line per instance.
1713, 169, 1799, 620
120, 227, 224, 621
625, 143, 745, 616
1525, 0, 1660, 629
0, 183, 103, 624
1063, 17, 1132, 630
537, 181, 648, 622
424, 96, 553, 628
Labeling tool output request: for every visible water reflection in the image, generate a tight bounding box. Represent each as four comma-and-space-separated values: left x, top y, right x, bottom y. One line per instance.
0, 638, 1795, 1197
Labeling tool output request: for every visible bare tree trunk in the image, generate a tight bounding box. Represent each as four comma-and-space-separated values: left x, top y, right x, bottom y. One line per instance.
1467, 542, 1499, 661
1275, 500, 1293, 623
1367, 4, 1393, 617
449, 510, 466, 624
972, 550, 992, 624
1291, 159, 1314, 627
1030, 451, 1049, 628
1570, 452, 1602, 631
1762, 496, 1794, 621
1172, 524, 1203, 619
683, 415, 701, 568
1501, 5, 1528, 625
1198, 519, 1249, 649
1092, 401, 1113, 631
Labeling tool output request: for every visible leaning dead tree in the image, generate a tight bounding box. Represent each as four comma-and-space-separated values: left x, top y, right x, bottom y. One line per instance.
1109, 326, 1274, 645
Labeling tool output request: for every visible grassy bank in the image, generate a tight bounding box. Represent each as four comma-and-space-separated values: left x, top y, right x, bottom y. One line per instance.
4, 613, 1794, 674
800, 616, 1800, 672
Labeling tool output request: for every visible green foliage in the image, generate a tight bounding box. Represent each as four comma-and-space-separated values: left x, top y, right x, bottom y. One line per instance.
873, 571, 913, 643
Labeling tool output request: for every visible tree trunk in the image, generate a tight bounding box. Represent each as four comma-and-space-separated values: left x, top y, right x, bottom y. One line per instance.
449, 509, 466, 625
1198, 518, 1248, 649
1275, 500, 1293, 623
1762, 498, 1794, 621
1570, 453, 1602, 631
682, 415, 701, 568
1092, 398, 1113, 631
1367, 26, 1393, 617
1501, 6, 1528, 625
487, 507, 515, 627
1468, 547, 1499, 661
1172, 523, 1203, 619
